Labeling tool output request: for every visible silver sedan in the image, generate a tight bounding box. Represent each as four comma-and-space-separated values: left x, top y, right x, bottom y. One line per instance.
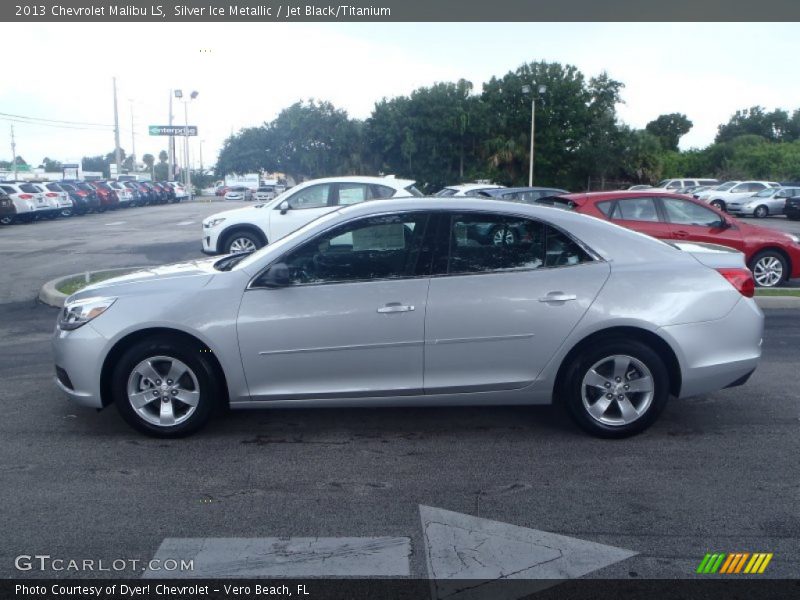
52, 198, 763, 438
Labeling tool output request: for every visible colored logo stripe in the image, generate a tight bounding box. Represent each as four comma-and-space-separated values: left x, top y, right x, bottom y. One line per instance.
697, 552, 773, 574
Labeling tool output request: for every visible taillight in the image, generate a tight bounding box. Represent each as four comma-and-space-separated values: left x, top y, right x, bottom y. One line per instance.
45, 192, 59, 197
19, 194, 33, 199
76, 190, 88, 197
716, 268, 755, 298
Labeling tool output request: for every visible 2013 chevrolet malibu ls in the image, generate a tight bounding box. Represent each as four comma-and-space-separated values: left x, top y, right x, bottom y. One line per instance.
52, 198, 763, 438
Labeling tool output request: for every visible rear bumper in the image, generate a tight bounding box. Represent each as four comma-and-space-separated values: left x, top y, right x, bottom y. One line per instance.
659, 297, 764, 399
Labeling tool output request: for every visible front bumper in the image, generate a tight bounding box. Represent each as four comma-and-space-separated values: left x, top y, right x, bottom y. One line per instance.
52, 323, 109, 408
202, 228, 221, 254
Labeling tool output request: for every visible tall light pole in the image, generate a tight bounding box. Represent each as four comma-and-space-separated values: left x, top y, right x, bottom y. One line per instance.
10, 125, 17, 180
112, 77, 122, 179
174, 89, 198, 200
522, 83, 547, 186
128, 99, 137, 175
168, 90, 175, 180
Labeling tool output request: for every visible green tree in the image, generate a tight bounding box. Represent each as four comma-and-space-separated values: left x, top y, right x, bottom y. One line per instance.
40, 157, 63, 172
142, 153, 155, 174
715, 106, 792, 143
645, 113, 693, 151
158, 150, 169, 163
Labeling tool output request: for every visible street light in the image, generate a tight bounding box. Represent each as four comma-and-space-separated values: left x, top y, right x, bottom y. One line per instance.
174, 89, 198, 200
522, 83, 547, 186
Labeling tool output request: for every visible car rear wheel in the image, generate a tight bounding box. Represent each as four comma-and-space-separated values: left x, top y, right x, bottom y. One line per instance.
224, 231, 262, 254
710, 200, 725, 211
112, 336, 219, 437
0, 216, 14, 225
753, 205, 769, 218
60, 208, 73, 217
562, 339, 670, 438
749, 250, 787, 288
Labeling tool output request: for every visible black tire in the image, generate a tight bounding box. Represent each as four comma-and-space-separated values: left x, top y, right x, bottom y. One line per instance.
562, 338, 670, 438
60, 208, 73, 218
748, 250, 788, 288
788, 215, 800, 221
0, 216, 13, 225
223, 230, 263, 254
112, 336, 221, 437
710, 200, 725, 211
753, 205, 768, 218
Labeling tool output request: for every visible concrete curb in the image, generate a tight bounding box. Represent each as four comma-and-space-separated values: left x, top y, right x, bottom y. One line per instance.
38, 266, 146, 308
755, 295, 800, 309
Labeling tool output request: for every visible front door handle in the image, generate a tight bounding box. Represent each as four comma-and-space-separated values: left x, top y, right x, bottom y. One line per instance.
377, 302, 415, 314
674, 230, 690, 238
539, 292, 577, 303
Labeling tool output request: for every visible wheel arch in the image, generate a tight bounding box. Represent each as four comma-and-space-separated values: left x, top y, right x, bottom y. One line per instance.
99, 327, 230, 409
217, 224, 268, 253
554, 326, 682, 400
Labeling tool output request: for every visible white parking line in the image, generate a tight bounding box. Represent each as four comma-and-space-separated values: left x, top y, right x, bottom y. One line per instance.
176, 220, 195, 226
144, 537, 411, 578
105, 221, 126, 226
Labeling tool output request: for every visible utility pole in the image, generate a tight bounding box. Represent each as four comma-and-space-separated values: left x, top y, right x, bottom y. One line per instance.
112, 77, 122, 178
183, 101, 191, 199
168, 90, 174, 180
129, 100, 136, 175
10, 125, 17, 180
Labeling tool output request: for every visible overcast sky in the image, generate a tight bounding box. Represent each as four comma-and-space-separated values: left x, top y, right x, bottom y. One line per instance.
1, 22, 798, 171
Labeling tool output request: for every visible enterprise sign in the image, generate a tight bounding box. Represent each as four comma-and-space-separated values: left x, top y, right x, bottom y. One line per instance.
149, 125, 198, 136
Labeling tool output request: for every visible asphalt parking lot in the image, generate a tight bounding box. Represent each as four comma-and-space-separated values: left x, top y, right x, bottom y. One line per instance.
0, 202, 798, 582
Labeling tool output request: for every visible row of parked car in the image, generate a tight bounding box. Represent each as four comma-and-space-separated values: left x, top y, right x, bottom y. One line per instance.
199, 176, 800, 288
0, 180, 188, 225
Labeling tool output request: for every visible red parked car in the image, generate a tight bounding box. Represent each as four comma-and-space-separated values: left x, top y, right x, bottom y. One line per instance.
543, 191, 800, 288
87, 181, 120, 211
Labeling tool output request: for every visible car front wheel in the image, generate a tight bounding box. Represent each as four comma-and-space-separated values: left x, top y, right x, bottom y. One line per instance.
710, 200, 725, 211
753, 205, 769, 218
112, 336, 219, 437
224, 231, 262, 254
749, 250, 787, 288
562, 339, 670, 438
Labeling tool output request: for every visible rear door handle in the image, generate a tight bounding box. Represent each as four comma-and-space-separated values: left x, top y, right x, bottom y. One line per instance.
674, 230, 690, 238
538, 292, 577, 303
377, 302, 415, 314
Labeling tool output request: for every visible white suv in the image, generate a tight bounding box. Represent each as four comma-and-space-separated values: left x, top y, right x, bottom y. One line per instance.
202, 176, 421, 254
698, 180, 780, 211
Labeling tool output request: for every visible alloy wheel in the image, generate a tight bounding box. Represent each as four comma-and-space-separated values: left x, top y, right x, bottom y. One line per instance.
753, 256, 783, 287
126, 356, 200, 427
229, 237, 258, 253
581, 354, 655, 427
492, 227, 516, 246
754, 205, 768, 218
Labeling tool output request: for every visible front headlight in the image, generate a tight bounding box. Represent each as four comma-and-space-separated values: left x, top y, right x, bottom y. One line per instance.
204, 217, 226, 228
58, 296, 116, 331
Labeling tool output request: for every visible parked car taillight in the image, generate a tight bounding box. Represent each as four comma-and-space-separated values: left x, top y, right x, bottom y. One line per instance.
45, 192, 59, 198
716, 268, 755, 298
76, 190, 88, 197
18, 194, 33, 199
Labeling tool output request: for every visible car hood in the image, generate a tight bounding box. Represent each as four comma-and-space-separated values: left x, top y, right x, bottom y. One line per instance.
68, 258, 221, 301
203, 205, 265, 223
735, 219, 797, 242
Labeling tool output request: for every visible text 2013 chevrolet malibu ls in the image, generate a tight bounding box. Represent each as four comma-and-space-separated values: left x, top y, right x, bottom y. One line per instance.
52, 198, 763, 438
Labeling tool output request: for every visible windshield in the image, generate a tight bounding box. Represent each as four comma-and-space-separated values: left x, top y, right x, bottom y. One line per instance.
656, 180, 670, 187
715, 182, 737, 191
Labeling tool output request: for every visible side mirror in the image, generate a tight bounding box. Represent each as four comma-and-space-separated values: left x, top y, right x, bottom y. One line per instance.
718, 218, 732, 230
279, 200, 290, 215
260, 263, 290, 288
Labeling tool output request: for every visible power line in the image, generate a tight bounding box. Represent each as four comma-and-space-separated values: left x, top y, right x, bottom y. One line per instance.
0, 111, 113, 128
0, 115, 112, 131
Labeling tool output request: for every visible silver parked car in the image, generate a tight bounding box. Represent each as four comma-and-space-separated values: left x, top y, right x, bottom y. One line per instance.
52, 199, 763, 438
727, 186, 800, 218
